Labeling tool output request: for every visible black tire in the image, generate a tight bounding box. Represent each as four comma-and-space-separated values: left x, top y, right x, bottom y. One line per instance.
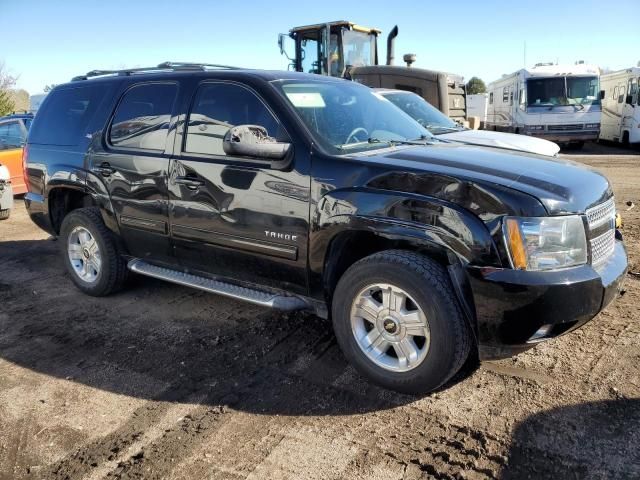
331, 250, 471, 394
0, 209, 9, 220
59, 207, 127, 296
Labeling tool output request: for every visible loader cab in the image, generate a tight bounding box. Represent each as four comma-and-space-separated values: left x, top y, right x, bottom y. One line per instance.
279, 21, 380, 78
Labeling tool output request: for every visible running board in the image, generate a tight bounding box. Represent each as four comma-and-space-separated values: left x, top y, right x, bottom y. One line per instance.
128, 259, 309, 311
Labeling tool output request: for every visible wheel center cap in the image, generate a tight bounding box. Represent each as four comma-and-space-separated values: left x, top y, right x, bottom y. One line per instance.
82, 247, 91, 259
383, 317, 398, 334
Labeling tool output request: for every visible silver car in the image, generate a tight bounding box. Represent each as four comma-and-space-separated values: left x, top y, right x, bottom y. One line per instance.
0, 164, 13, 220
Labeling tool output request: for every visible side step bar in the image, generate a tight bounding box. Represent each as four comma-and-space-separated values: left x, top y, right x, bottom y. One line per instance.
128, 259, 309, 311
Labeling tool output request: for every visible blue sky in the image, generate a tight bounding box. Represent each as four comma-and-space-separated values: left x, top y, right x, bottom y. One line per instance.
2, 0, 639, 94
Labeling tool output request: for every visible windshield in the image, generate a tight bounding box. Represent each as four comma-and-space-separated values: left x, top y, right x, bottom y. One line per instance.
274, 80, 433, 155
382, 91, 461, 134
527, 76, 600, 107
341, 30, 375, 68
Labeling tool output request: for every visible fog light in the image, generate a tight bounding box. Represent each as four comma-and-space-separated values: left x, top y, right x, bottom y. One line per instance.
528, 324, 553, 342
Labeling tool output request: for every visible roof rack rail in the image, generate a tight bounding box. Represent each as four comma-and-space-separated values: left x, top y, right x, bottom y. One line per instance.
71, 62, 241, 81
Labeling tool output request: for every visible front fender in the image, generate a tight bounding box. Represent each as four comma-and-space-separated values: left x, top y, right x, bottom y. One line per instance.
308, 188, 501, 303
313, 188, 499, 263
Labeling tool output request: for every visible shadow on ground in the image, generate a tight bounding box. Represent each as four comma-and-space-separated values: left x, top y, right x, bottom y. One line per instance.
503, 398, 640, 478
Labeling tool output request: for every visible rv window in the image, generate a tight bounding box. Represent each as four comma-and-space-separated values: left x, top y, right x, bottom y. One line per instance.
502, 86, 509, 103
628, 78, 638, 104
612, 87, 617, 100
618, 86, 626, 103
489, 92, 493, 104
509, 91, 514, 105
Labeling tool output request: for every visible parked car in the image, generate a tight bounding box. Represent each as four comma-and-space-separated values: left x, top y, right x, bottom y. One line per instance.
0, 163, 13, 219
24, 64, 627, 394
0, 112, 33, 195
376, 89, 560, 157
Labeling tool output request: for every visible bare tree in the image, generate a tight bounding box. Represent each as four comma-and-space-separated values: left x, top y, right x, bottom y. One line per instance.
0, 62, 17, 116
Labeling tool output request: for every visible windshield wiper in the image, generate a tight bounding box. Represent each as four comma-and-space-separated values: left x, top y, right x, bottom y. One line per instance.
424, 124, 464, 132
368, 136, 431, 146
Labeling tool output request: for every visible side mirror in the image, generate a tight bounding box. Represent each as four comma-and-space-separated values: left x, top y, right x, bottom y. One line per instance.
599, 90, 605, 100
223, 125, 292, 162
278, 33, 293, 61
278, 33, 285, 55
626, 95, 633, 105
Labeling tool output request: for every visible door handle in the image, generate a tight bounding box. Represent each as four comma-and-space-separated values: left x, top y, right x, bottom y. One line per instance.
92, 162, 116, 177
174, 175, 205, 189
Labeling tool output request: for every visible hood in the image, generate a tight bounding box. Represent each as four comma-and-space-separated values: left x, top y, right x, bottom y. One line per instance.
356, 143, 612, 215
437, 130, 560, 157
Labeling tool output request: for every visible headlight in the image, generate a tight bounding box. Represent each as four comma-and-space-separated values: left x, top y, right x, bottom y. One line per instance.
585, 123, 599, 129
503, 216, 587, 271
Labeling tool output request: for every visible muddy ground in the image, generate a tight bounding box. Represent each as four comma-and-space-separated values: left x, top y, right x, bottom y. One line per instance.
0, 143, 639, 480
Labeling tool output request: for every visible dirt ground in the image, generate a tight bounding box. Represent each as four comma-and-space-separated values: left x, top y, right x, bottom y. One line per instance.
0, 142, 639, 480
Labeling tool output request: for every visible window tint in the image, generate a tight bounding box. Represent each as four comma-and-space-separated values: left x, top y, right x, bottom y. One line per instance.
0, 121, 24, 149
109, 83, 177, 150
185, 83, 279, 156
28, 85, 106, 146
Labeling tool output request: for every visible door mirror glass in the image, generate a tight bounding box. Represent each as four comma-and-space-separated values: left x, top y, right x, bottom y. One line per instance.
223, 125, 291, 161
599, 90, 605, 100
278, 33, 294, 62
626, 95, 633, 105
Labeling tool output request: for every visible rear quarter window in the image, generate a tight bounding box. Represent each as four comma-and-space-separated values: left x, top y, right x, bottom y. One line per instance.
28, 84, 107, 146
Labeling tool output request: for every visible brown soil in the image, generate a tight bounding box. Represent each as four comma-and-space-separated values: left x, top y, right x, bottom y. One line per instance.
0, 142, 638, 480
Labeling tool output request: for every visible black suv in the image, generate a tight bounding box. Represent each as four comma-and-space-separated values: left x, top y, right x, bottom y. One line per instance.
24, 63, 627, 394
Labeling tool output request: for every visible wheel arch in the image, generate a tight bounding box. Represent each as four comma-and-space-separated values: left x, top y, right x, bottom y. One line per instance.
47, 180, 119, 236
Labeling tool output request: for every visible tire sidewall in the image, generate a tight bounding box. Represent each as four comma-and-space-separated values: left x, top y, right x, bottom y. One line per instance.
332, 258, 463, 393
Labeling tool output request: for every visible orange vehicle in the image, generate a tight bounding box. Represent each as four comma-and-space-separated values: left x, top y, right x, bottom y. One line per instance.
0, 113, 32, 195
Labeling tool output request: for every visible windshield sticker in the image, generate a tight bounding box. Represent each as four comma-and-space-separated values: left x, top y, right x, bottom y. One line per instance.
285, 92, 326, 108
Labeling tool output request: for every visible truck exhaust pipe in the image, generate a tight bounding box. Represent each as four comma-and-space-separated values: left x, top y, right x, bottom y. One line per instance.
386, 25, 399, 66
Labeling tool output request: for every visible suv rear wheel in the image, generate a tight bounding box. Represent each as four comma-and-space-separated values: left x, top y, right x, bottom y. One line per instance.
332, 250, 471, 394
59, 207, 127, 296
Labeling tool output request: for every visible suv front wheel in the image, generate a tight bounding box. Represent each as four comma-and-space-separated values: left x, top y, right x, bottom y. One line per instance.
59, 207, 127, 296
332, 250, 471, 394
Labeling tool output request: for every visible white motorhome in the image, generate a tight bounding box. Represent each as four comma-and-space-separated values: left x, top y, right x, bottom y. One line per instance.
486, 64, 601, 147
466, 93, 488, 127
599, 67, 640, 145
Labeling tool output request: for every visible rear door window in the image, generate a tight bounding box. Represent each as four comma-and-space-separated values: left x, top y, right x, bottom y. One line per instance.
28, 85, 106, 146
109, 83, 178, 151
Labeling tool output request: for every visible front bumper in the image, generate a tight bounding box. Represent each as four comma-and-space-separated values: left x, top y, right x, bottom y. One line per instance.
525, 130, 599, 143
0, 181, 13, 211
468, 240, 627, 359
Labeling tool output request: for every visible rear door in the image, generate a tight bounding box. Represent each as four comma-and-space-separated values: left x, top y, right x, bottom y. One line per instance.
168, 80, 310, 295
0, 119, 27, 194
89, 82, 179, 261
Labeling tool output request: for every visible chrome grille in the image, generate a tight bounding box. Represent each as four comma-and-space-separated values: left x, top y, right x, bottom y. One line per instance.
547, 124, 584, 131
586, 197, 616, 229
586, 198, 616, 266
590, 229, 615, 266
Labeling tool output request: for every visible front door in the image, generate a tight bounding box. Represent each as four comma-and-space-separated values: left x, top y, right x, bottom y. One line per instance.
622, 77, 638, 139
168, 81, 310, 295
89, 82, 179, 260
